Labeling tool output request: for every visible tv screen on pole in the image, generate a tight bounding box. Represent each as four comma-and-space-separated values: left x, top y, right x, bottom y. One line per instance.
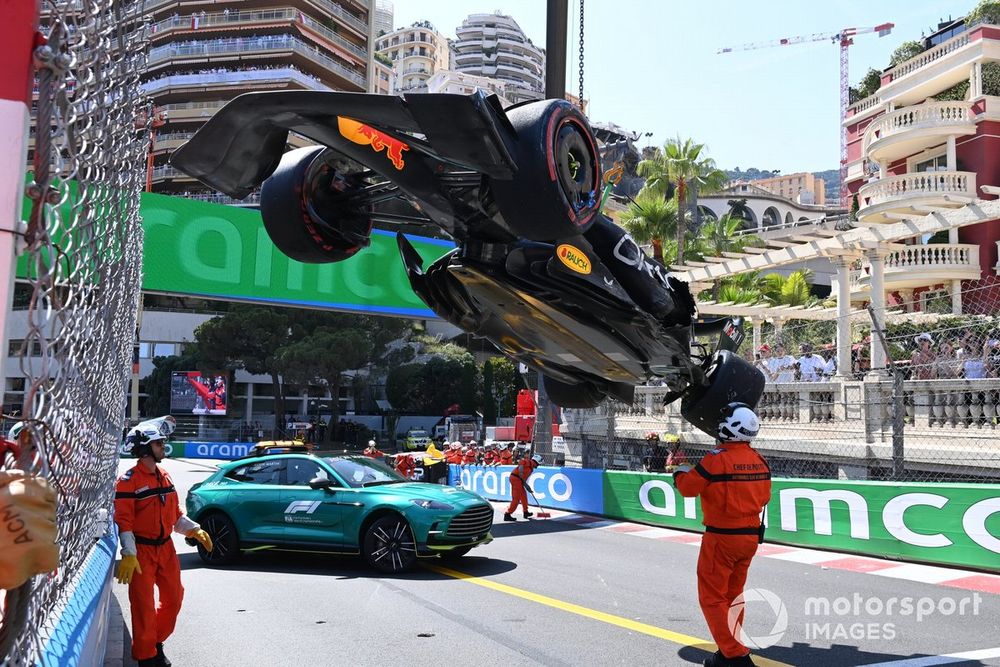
170, 371, 228, 416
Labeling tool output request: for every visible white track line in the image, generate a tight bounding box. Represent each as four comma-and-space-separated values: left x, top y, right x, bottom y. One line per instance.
859, 645, 1000, 666
870, 564, 973, 584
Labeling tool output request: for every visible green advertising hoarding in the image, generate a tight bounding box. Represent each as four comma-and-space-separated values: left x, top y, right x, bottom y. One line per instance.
603, 471, 1000, 572
65, 192, 454, 316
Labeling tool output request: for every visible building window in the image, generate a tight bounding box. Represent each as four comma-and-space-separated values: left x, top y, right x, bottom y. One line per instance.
7, 340, 42, 357
914, 154, 948, 173
921, 288, 951, 314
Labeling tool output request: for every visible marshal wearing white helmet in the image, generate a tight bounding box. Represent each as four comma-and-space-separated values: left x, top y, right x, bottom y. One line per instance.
673, 402, 771, 667
717, 402, 760, 442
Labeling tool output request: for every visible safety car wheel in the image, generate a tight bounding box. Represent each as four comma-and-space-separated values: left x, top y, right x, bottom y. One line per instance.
363, 515, 418, 574
491, 99, 602, 241
680, 350, 766, 439
260, 146, 374, 264
438, 546, 473, 561
543, 375, 605, 409
198, 512, 240, 566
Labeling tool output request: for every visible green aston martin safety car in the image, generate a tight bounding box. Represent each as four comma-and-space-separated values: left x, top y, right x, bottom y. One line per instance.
185, 446, 494, 573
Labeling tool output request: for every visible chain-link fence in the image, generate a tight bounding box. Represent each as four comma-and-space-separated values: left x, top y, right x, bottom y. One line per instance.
1, 1, 148, 663
567, 273, 1000, 484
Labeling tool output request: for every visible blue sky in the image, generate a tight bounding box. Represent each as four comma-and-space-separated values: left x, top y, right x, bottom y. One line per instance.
390, 0, 973, 173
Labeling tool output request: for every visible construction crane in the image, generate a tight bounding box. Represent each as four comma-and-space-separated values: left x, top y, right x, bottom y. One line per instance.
719, 23, 894, 207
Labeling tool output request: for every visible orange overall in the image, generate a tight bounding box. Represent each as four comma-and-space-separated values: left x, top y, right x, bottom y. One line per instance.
114, 465, 185, 662
506, 456, 538, 515
674, 443, 771, 660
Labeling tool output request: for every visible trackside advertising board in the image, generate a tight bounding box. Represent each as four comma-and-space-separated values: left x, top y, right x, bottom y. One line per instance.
449, 465, 605, 514
457, 466, 1000, 572
138, 193, 453, 316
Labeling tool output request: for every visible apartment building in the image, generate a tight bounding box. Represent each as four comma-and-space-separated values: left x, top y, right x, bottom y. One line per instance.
843, 15, 1000, 314
751, 172, 826, 206
374, 21, 450, 94
142, 0, 371, 201
452, 12, 545, 105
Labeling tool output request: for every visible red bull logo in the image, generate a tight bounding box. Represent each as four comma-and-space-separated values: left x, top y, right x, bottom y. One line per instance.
337, 117, 410, 170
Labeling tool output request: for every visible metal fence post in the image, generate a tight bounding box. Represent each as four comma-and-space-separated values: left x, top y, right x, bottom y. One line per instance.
868, 305, 904, 479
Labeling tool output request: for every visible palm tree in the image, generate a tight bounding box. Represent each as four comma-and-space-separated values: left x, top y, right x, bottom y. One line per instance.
618, 191, 677, 263
716, 272, 765, 305
689, 158, 730, 230
637, 137, 715, 262
688, 215, 761, 300
761, 269, 817, 307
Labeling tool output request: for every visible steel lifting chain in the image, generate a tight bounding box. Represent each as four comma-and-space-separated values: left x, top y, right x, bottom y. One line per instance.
578, 0, 585, 110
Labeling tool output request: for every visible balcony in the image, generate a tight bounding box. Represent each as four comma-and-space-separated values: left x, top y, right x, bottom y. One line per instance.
856, 171, 976, 223
146, 37, 366, 89
878, 24, 1000, 106
142, 68, 331, 97
848, 243, 980, 293
863, 101, 975, 163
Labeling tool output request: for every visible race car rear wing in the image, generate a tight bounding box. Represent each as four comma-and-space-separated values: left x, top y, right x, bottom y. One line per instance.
170, 90, 518, 199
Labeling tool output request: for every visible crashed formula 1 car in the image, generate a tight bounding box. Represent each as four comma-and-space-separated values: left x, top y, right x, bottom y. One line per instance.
171, 91, 764, 437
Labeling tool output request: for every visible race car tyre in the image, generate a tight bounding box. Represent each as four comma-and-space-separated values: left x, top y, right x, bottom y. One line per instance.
363, 515, 418, 574
197, 512, 240, 566
680, 350, 766, 439
260, 146, 373, 264
542, 375, 605, 409
491, 99, 602, 241
438, 546, 473, 561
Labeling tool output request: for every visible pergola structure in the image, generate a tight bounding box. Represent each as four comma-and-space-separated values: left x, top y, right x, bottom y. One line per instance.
671, 195, 1000, 376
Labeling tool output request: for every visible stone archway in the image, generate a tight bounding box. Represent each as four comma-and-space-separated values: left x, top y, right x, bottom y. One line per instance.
728, 201, 757, 231
785, 212, 794, 226
762, 206, 781, 228
698, 205, 718, 222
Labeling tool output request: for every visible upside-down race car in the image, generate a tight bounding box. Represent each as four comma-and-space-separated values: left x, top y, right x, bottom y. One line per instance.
171, 91, 764, 437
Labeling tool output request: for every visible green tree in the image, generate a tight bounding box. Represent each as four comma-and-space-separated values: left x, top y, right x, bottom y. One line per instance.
385, 344, 482, 415
856, 68, 882, 99
482, 359, 497, 424
715, 272, 765, 305
968, 0, 1000, 26
194, 306, 298, 426
275, 329, 373, 444
618, 191, 678, 262
889, 41, 924, 68
637, 137, 711, 261
762, 269, 817, 307
688, 158, 730, 230
688, 215, 761, 299
483, 356, 518, 421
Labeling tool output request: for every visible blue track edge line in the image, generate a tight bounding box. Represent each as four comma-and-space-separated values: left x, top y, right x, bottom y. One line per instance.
39, 527, 118, 667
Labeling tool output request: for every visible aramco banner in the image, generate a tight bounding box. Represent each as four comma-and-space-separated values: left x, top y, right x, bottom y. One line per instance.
139, 193, 454, 315
602, 473, 1000, 572
17, 189, 455, 316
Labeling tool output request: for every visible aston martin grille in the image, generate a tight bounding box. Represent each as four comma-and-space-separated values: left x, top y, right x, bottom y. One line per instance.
446, 504, 494, 537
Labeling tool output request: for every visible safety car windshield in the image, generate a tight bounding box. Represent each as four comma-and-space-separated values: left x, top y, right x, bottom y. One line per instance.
324, 456, 406, 489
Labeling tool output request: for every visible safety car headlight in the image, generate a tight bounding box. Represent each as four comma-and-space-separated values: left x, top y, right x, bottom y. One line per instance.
410, 499, 454, 510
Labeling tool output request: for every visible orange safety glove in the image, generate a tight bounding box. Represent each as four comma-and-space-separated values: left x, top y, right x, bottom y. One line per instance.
186, 528, 213, 552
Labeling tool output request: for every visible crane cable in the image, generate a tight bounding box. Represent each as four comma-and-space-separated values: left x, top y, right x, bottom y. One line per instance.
577, 0, 585, 111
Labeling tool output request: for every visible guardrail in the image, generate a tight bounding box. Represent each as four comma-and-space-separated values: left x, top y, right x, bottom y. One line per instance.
858, 170, 977, 208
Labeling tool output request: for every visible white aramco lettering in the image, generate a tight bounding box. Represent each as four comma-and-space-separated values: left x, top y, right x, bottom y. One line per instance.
883, 493, 952, 548
963, 497, 1000, 554
639, 480, 677, 516
547, 473, 572, 502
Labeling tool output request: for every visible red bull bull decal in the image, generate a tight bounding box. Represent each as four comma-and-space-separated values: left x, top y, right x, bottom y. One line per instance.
337, 117, 410, 170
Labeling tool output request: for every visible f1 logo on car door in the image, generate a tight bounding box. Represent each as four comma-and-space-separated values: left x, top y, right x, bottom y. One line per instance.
284, 500, 320, 515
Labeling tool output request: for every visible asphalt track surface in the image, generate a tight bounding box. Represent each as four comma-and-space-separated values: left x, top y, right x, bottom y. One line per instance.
107, 458, 1000, 667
